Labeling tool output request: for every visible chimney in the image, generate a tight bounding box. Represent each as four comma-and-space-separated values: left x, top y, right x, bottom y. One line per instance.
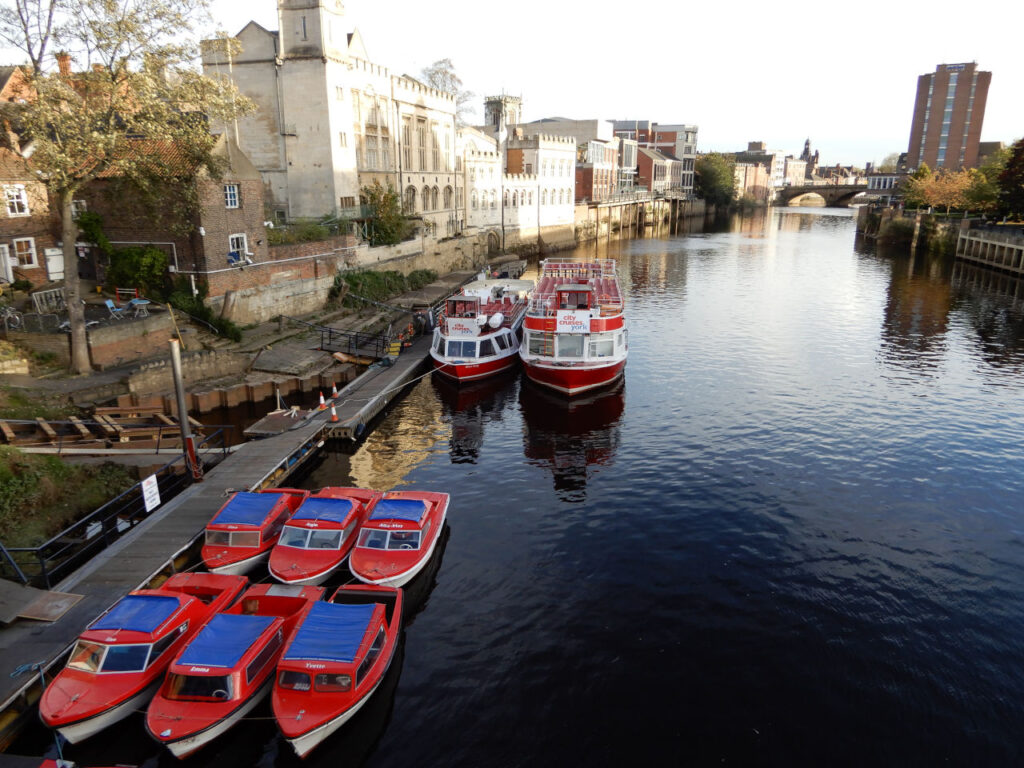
56, 52, 71, 77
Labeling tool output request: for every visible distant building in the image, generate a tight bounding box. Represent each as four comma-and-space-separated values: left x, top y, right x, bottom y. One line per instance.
907, 62, 991, 170
800, 139, 820, 179
734, 162, 771, 204
637, 147, 670, 195
783, 157, 807, 186
977, 141, 1004, 167
0, 148, 57, 286
513, 118, 618, 202
613, 120, 698, 196
735, 142, 787, 191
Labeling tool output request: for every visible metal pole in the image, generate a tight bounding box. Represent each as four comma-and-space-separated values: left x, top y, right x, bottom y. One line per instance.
169, 339, 203, 481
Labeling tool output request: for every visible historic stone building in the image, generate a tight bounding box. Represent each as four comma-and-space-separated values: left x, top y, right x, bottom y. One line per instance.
202, 0, 458, 234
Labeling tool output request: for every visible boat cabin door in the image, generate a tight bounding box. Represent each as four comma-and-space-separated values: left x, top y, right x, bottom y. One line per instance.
557, 287, 592, 310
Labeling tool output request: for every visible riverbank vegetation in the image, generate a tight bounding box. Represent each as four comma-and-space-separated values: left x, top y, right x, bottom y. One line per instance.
695, 153, 737, 208
329, 269, 438, 307
0, 446, 135, 548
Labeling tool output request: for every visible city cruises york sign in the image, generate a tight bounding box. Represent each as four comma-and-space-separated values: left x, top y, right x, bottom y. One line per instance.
446, 318, 479, 337
556, 310, 592, 333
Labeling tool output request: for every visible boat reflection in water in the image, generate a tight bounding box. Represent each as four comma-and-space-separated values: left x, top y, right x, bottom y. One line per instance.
519, 377, 625, 502
431, 371, 519, 464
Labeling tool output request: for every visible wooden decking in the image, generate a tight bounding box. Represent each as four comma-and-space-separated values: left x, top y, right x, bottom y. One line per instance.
0, 341, 431, 735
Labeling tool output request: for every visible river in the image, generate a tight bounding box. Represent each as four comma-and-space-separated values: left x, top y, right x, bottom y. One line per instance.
21, 207, 1024, 766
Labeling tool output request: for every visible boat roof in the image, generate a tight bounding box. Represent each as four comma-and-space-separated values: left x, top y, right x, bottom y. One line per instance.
283, 602, 376, 664
178, 613, 275, 668
210, 492, 280, 527
368, 498, 427, 523
556, 283, 592, 291
291, 497, 354, 524
89, 594, 181, 634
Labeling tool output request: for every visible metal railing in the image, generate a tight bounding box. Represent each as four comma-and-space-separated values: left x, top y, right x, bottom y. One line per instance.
0, 429, 230, 589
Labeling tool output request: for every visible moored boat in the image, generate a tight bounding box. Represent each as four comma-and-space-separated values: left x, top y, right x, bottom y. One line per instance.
273, 584, 403, 757
201, 488, 309, 575
429, 276, 533, 382
145, 582, 323, 759
268, 487, 383, 586
519, 259, 627, 395
38, 572, 248, 744
348, 491, 449, 587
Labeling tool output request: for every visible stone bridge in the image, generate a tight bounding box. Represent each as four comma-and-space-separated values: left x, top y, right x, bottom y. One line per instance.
775, 184, 869, 207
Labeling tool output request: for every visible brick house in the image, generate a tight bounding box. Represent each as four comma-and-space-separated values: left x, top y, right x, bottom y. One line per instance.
0, 147, 59, 286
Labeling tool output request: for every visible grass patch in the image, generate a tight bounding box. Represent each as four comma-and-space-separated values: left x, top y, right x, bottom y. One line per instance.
0, 446, 136, 548
0, 384, 80, 421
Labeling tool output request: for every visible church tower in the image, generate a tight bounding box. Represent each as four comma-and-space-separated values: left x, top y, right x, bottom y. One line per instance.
278, 0, 348, 61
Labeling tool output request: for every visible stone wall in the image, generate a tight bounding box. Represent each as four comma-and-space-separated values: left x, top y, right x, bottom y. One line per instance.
127, 349, 253, 397
87, 313, 176, 370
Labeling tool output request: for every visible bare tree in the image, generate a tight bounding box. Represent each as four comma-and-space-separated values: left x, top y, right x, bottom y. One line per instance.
420, 58, 474, 126
3, 0, 251, 373
0, 0, 61, 72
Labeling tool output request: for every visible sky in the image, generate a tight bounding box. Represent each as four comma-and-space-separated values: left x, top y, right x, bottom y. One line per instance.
203, 0, 1020, 167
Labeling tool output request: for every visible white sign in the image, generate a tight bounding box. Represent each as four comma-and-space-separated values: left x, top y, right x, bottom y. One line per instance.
556, 310, 591, 334
142, 474, 161, 512
446, 318, 478, 337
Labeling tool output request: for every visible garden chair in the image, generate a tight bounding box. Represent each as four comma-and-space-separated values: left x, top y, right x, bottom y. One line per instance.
104, 298, 125, 320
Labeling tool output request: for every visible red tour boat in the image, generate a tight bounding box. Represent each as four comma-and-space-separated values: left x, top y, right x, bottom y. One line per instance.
429, 276, 534, 382
348, 491, 449, 587
145, 583, 323, 759
273, 584, 403, 757
268, 487, 383, 586
201, 488, 309, 575
520, 259, 627, 395
38, 572, 248, 744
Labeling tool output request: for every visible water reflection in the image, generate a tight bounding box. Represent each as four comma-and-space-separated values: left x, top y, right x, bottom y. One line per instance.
431, 372, 520, 464
952, 262, 1024, 373
519, 378, 624, 502
877, 249, 953, 375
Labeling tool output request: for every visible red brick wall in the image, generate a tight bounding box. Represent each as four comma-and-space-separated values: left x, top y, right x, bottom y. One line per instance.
196, 177, 268, 271
0, 166, 58, 286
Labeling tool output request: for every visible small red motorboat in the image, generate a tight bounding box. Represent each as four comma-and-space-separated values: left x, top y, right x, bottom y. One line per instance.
348, 491, 449, 587
268, 487, 383, 586
38, 572, 248, 744
145, 583, 323, 759
273, 584, 403, 757
201, 488, 309, 575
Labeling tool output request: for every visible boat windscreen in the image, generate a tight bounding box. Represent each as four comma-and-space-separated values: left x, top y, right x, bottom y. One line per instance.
90, 595, 181, 633
179, 613, 275, 668
283, 602, 376, 664
368, 499, 428, 523
210, 492, 280, 527
292, 497, 354, 524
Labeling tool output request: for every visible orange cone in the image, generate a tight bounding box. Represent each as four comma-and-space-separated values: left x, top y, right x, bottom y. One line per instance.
331, 382, 338, 398
330, 404, 339, 423
318, 391, 326, 410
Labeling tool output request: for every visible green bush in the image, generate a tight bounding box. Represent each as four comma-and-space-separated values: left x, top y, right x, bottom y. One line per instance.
329, 269, 438, 305
106, 246, 168, 298
10, 279, 32, 292
167, 277, 242, 342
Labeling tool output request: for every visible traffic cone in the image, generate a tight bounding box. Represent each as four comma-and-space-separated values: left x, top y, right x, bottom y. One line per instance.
330, 404, 339, 423
331, 382, 338, 398
318, 391, 326, 410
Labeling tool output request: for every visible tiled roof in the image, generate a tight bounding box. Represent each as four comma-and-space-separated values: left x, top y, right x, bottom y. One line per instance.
94, 139, 202, 178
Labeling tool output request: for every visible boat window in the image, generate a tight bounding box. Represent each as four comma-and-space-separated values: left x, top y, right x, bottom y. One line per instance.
205, 530, 231, 546
314, 673, 352, 692
527, 332, 553, 355
557, 335, 585, 358
67, 641, 105, 673
341, 520, 357, 544
589, 333, 615, 358
445, 340, 476, 357
279, 526, 310, 548
309, 529, 342, 550
230, 531, 261, 548
167, 673, 233, 701
147, 622, 187, 668
358, 529, 389, 549
103, 644, 151, 673
246, 630, 282, 685
387, 530, 421, 550
266, 510, 289, 540
479, 338, 495, 357
495, 334, 509, 350
434, 334, 444, 353
355, 627, 387, 685
278, 670, 311, 691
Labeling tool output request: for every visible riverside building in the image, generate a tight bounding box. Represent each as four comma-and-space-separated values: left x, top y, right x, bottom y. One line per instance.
906, 62, 991, 170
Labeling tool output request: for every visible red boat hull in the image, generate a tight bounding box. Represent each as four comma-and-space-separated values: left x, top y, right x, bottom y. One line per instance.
431, 352, 518, 382
521, 359, 626, 396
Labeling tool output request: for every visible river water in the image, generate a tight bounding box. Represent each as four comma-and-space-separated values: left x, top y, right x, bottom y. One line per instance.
22, 207, 1024, 766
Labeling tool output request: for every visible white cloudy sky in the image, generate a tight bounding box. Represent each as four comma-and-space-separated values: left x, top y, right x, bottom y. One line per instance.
207, 0, 1020, 166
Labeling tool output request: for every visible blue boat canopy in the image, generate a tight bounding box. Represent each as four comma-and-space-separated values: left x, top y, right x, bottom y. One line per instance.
368, 498, 427, 523
210, 492, 281, 527
90, 594, 181, 634
283, 602, 376, 664
292, 497, 354, 524
179, 614, 275, 668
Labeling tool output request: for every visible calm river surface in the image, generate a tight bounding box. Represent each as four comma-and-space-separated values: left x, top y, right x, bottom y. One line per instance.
26, 208, 1024, 766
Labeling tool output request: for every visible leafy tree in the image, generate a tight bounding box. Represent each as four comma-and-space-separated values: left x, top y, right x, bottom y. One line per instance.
878, 152, 901, 172
962, 146, 1009, 214
106, 246, 168, 297
361, 181, 412, 246
925, 169, 971, 214
420, 58, 474, 126
694, 153, 736, 208
1, 0, 251, 373
901, 163, 932, 208
997, 139, 1024, 220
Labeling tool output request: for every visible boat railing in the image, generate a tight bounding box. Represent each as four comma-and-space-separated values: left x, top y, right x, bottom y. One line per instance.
539, 259, 618, 279
527, 292, 624, 317
0, 428, 232, 589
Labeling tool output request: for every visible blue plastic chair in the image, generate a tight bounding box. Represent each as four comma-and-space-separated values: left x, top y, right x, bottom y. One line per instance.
104, 299, 125, 320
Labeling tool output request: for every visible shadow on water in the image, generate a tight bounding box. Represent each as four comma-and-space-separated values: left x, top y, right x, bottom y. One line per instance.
431, 370, 520, 464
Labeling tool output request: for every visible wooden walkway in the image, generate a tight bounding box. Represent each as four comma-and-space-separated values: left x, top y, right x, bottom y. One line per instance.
0, 342, 431, 739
